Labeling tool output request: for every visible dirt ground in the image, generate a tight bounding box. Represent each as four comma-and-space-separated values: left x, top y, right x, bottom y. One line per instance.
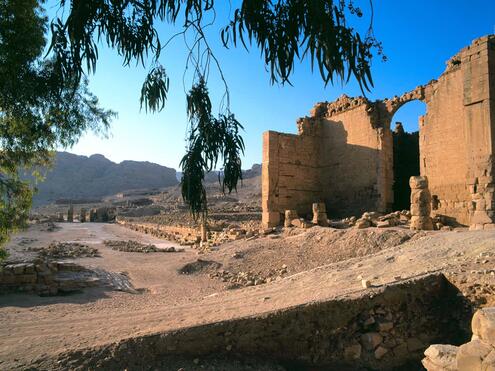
1, 223, 495, 370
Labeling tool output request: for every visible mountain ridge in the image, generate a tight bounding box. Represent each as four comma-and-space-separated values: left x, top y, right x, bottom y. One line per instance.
30, 152, 178, 205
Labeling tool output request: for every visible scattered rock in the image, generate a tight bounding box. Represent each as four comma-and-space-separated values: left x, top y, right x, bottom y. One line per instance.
104, 240, 182, 253
28, 242, 99, 259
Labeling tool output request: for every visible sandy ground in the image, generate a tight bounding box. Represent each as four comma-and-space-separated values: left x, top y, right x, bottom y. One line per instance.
1, 223, 495, 369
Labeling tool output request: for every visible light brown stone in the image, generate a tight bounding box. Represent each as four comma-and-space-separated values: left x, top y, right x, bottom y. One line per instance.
472, 308, 495, 346
410, 216, 434, 231
261, 36, 495, 229
456, 340, 493, 371
410, 176, 429, 190
423, 344, 458, 370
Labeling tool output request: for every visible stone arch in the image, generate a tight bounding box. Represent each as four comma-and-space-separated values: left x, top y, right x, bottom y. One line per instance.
378, 85, 432, 131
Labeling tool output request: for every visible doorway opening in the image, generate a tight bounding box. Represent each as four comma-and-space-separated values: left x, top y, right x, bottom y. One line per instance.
392, 100, 426, 211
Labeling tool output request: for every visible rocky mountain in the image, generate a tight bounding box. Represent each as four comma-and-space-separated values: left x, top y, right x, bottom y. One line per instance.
30, 152, 178, 205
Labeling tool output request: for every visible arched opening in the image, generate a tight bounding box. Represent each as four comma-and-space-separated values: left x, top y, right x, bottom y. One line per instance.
391, 100, 427, 211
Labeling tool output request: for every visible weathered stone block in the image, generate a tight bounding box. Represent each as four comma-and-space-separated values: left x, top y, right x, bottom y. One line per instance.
410, 216, 433, 231
456, 340, 492, 370
312, 202, 326, 213
284, 210, 299, 227
472, 307, 495, 345
410, 176, 429, 190
482, 350, 495, 371
423, 344, 458, 370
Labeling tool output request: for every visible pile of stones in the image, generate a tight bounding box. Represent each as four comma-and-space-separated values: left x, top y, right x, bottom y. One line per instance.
103, 240, 181, 253
284, 203, 328, 229
39, 221, 59, 232
422, 307, 495, 370
340, 304, 430, 365
353, 211, 410, 229
209, 265, 289, 288
29, 242, 99, 259
0, 258, 99, 296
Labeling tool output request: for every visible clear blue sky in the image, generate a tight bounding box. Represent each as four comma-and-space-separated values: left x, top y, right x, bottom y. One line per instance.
51, 0, 495, 170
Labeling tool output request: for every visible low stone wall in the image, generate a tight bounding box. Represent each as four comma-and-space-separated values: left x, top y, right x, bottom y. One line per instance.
116, 219, 261, 249
0, 259, 97, 296
116, 220, 201, 245
49, 274, 470, 370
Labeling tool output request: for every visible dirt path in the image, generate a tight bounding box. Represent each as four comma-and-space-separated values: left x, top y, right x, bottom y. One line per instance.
1, 224, 494, 369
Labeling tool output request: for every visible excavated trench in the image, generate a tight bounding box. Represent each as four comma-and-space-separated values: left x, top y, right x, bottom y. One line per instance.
46, 274, 471, 371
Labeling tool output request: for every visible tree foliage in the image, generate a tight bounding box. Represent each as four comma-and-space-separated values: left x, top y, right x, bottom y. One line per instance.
48, 0, 383, 220
0, 0, 115, 254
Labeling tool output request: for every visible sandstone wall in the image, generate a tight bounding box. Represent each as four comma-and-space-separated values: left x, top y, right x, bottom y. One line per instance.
318, 105, 393, 217
262, 130, 321, 227
262, 35, 495, 229
417, 36, 495, 226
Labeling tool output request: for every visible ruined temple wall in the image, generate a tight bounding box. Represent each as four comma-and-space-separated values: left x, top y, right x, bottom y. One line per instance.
262, 35, 495, 228
420, 66, 471, 224
262, 131, 321, 227
466, 36, 495, 229
318, 106, 392, 216
420, 36, 495, 226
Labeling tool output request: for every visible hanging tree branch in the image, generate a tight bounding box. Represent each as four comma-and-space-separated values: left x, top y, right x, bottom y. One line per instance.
47, 0, 383, 220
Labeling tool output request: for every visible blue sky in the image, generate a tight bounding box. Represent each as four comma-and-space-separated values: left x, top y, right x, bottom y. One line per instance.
51, 0, 495, 170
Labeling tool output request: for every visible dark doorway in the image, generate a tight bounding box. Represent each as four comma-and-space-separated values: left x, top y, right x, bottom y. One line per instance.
393, 122, 420, 211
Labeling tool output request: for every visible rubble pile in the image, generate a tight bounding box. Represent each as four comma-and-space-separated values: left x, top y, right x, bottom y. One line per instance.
103, 240, 181, 253
29, 242, 99, 259
119, 220, 261, 249
423, 307, 495, 370
0, 259, 99, 296
209, 264, 289, 288
348, 210, 411, 229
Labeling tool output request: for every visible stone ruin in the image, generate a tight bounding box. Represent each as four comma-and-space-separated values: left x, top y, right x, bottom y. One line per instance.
262, 35, 495, 231
422, 307, 495, 370
80, 208, 87, 223
409, 176, 433, 230
67, 204, 74, 223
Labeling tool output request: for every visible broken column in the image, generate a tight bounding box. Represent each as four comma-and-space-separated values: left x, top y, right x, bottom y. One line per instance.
80, 208, 87, 223
469, 157, 495, 230
89, 208, 97, 222
409, 176, 433, 230
312, 203, 329, 226
67, 205, 74, 223
57, 212, 64, 222
284, 210, 299, 227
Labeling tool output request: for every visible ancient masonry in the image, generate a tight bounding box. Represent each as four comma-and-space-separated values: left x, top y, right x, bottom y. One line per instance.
422, 307, 495, 370
262, 35, 495, 230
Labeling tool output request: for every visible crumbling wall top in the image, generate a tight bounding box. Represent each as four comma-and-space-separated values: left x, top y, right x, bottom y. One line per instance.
310, 94, 371, 119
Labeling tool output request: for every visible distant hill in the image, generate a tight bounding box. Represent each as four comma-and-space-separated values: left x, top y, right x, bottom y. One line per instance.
30, 152, 178, 205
